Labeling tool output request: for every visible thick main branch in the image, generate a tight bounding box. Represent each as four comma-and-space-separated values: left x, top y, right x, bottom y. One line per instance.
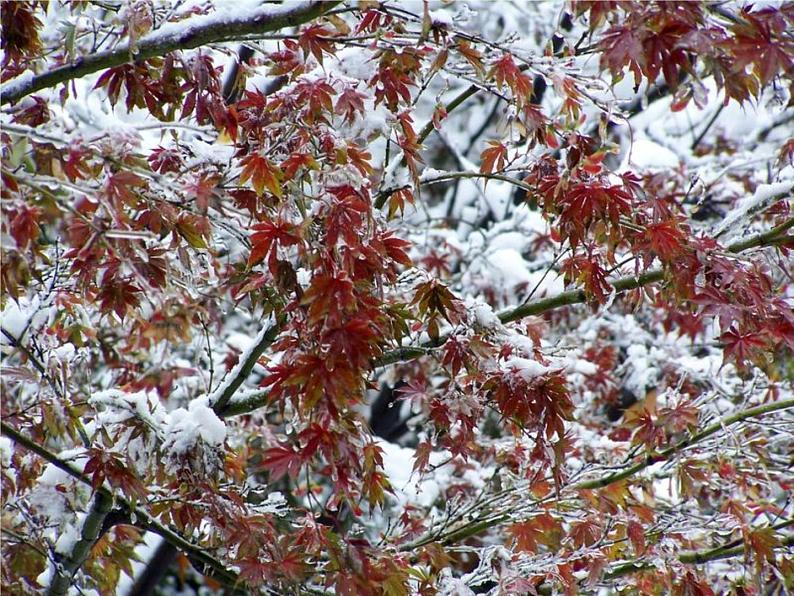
47, 492, 113, 596
0, 1, 340, 105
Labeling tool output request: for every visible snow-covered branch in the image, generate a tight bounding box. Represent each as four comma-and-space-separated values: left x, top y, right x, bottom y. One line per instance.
210, 313, 283, 415
46, 492, 112, 596
0, 422, 241, 590
0, 1, 340, 105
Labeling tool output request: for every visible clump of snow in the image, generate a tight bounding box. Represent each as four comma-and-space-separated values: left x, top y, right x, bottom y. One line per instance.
54, 521, 81, 555
90, 389, 164, 428
488, 231, 530, 253
420, 167, 452, 182
466, 297, 502, 330
485, 248, 532, 286
438, 567, 476, 596
622, 343, 659, 395
332, 47, 376, 82
28, 452, 91, 549
259, 491, 289, 516
163, 400, 226, 454
525, 269, 565, 299
0, 437, 13, 468
0, 297, 41, 344
428, 9, 455, 29
563, 352, 598, 376
503, 356, 551, 380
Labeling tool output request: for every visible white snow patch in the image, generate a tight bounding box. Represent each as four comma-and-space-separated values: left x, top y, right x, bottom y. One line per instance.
503, 356, 551, 380
0, 297, 40, 343
626, 137, 680, 169
0, 437, 14, 468
467, 298, 502, 330
378, 440, 448, 509
54, 521, 81, 555
163, 400, 226, 453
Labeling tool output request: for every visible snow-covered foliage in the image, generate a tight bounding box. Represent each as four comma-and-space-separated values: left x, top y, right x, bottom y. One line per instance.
1, 1, 793, 594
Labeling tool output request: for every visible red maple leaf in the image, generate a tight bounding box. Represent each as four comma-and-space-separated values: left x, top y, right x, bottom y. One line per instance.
480, 141, 508, 175
721, 326, 768, 367
239, 153, 283, 198
335, 87, 367, 125
298, 24, 336, 65
260, 445, 303, 480
248, 219, 301, 269
635, 219, 689, 263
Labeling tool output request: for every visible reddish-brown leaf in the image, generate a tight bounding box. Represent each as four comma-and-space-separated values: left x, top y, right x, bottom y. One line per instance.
260, 445, 303, 481
239, 153, 283, 198
480, 140, 508, 175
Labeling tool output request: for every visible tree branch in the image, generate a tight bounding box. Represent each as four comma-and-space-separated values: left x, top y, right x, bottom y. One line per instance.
374, 83, 482, 210
403, 399, 794, 550
574, 398, 794, 490
381, 215, 794, 364
218, 218, 793, 418
210, 313, 283, 415
0, 1, 340, 105
47, 491, 113, 596
604, 517, 794, 580
0, 422, 242, 590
